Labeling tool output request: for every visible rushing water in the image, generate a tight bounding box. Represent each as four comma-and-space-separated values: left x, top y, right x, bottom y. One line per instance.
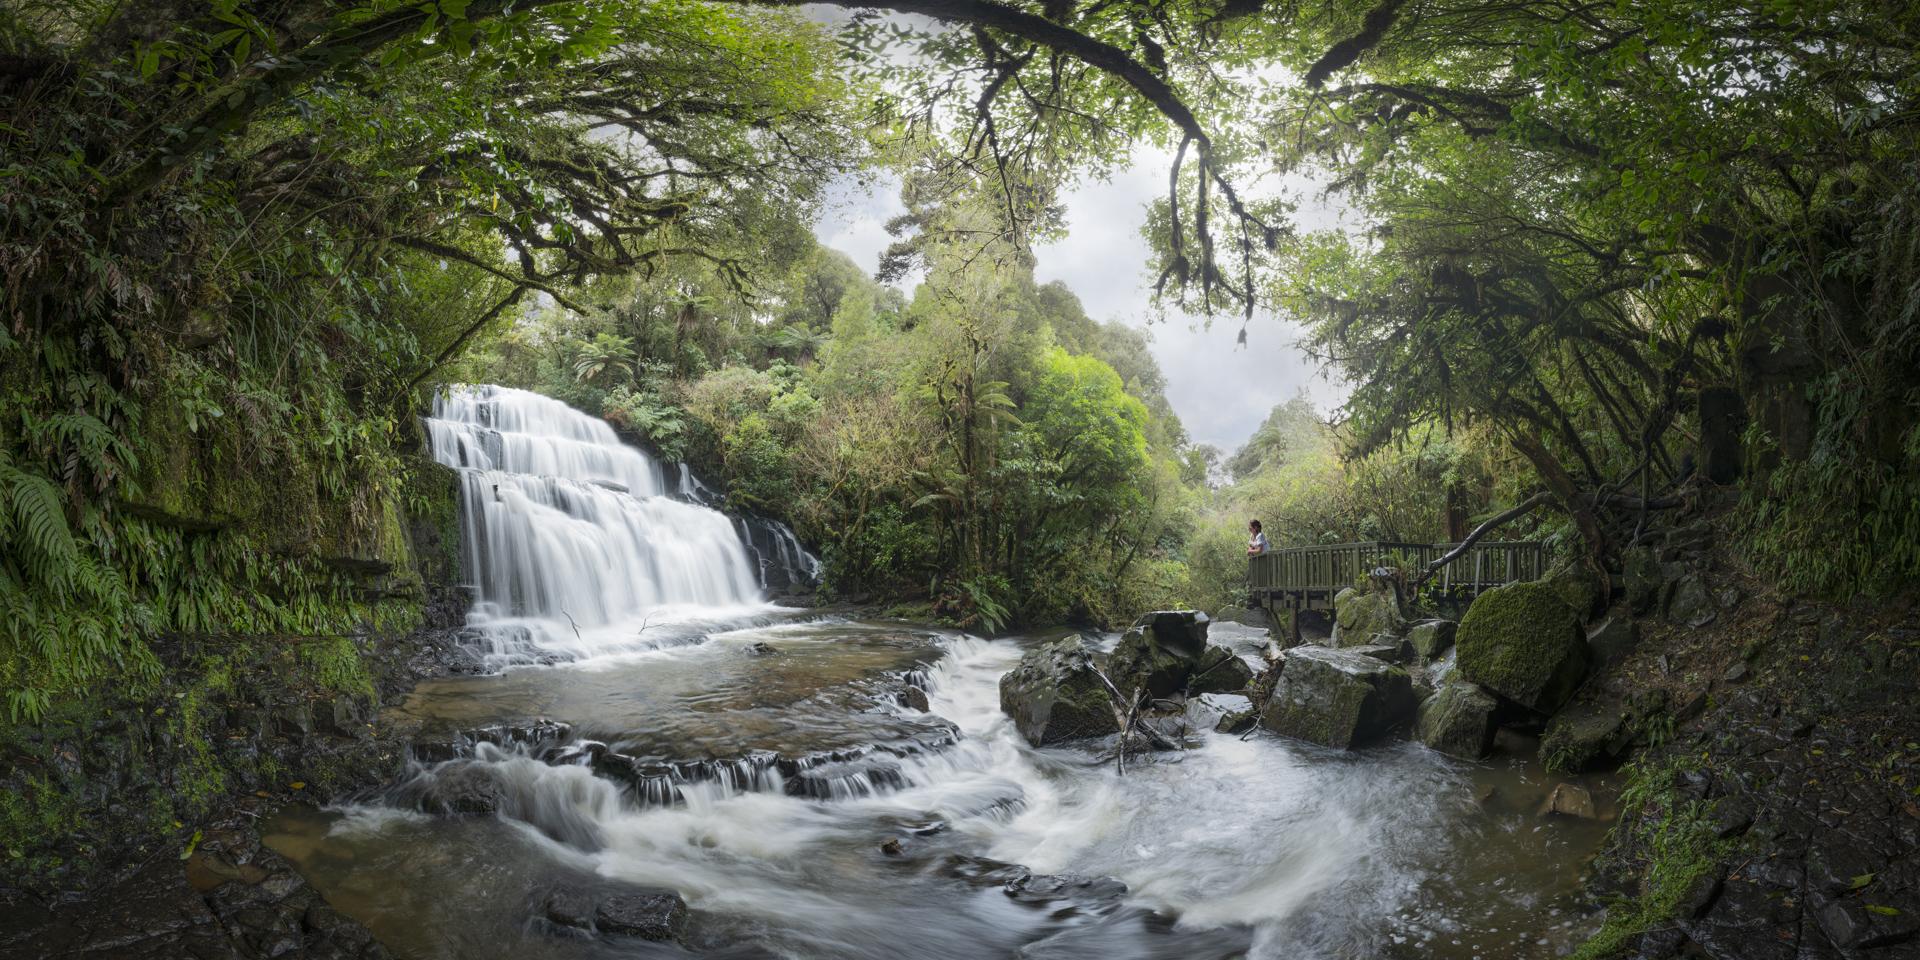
269, 388, 1611, 959
425, 385, 776, 664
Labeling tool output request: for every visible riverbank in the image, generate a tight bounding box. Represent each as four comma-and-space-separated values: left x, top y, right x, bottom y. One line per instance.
1569, 537, 1920, 958
0, 584, 477, 958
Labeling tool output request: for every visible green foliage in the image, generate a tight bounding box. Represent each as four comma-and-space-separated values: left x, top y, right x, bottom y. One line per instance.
500, 225, 1202, 627
1572, 757, 1730, 959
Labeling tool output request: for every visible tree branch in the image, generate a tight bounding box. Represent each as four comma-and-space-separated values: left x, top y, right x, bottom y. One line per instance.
1410, 491, 1550, 589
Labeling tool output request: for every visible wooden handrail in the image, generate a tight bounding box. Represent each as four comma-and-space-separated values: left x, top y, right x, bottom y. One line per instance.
1248, 539, 1544, 596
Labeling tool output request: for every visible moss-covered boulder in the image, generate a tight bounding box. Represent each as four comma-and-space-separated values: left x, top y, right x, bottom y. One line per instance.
999, 636, 1120, 746
1259, 645, 1416, 749
1330, 581, 1405, 647
1416, 679, 1498, 760
1406, 619, 1457, 663
1544, 562, 1606, 622
1455, 581, 1588, 713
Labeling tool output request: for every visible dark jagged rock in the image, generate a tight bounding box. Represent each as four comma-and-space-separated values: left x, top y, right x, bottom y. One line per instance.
594, 890, 688, 941
998, 635, 1122, 746
0, 821, 389, 960
1107, 610, 1254, 700
408, 760, 507, 815
1415, 678, 1498, 760
1260, 645, 1417, 749
1623, 546, 1668, 615
1004, 872, 1129, 909
540, 888, 596, 930
900, 685, 931, 712
1666, 573, 1717, 628
1107, 611, 1207, 698
1455, 580, 1588, 713
1541, 701, 1636, 773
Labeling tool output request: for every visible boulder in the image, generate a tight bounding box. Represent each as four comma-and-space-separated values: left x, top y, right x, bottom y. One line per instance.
998, 636, 1120, 746
1348, 642, 1407, 663
1415, 679, 1498, 760
1259, 645, 1417, 749
1667, 573, 1717, 627
1544, 562, 1607, 622
1210, 605, 1272, 632
900, 686, 931, 712
412, 762, 506, 815
1108, 610, 1248, 698
540, 888, 595, 931
594, 890, 688, 940
1541, 782, 1598, 819
1455, 581, 1589, 714
1406, 619, 1457, 663
1540, 701, 1631, 773
1189, 647, 1256, 695
1330, 578, 1405, 647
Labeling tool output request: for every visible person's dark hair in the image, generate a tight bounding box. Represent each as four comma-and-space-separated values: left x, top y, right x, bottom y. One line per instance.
1249, 519, 1262, 532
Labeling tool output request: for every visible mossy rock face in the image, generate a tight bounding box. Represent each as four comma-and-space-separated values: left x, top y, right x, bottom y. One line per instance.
1260, 645, 1416, 749
1331, 586, 1405, 647
1541, 701, 1633, 773
1545, 562, 1606, 622
1456, 581, 1588, 713
1416, 679, 1498, 760
998, 636, 1120, 746
1406, 619, 1458, 663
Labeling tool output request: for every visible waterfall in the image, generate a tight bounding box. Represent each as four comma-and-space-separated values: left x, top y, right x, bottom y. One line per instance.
426, 385, 766, 662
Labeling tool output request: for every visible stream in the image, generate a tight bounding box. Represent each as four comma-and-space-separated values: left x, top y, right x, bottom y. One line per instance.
265, 386, 1612, 960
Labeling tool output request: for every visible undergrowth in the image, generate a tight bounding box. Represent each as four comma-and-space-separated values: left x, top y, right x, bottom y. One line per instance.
1571, 755, 1731, 959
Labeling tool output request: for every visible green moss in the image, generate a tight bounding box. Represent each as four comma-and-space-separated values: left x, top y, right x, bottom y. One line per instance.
1545, 561, 1604, 621
1456, 580, 1587, 712
1571, 758, 1729, 959
1333, 585, 1404, 644
0, 773, 85, 875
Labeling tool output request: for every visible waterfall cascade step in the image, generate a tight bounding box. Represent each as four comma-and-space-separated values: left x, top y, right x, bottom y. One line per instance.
424, 385, 818, 665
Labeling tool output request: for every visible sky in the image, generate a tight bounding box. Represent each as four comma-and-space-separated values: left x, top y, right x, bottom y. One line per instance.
810, 157, 1351, 452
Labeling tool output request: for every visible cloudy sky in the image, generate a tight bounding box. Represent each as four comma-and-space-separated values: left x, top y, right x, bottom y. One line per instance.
811, 157, 1351, 452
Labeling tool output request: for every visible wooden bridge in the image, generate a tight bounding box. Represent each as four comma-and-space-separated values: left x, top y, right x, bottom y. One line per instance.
1247, 540, 1546, 614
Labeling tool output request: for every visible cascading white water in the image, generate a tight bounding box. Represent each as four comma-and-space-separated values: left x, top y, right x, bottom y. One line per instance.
425, 385, 766, 662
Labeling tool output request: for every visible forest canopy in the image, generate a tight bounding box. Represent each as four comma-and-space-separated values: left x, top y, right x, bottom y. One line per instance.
2, 0, 1917, 714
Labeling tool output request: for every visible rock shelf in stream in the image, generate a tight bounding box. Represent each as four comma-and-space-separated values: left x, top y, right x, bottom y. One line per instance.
388, 712, 964, 818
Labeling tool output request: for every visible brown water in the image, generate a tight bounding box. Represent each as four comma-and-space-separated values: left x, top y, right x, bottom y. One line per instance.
268, 618, 1614, 960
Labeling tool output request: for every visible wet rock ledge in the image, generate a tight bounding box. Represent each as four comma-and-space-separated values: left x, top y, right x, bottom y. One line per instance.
0, 818, 387, 960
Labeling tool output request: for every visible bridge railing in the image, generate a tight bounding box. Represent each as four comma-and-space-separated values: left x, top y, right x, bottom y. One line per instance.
1248, 539, 1545, 604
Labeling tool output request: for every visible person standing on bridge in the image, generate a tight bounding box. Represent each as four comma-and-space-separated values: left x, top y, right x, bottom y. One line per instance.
1246, 519, 1270, 557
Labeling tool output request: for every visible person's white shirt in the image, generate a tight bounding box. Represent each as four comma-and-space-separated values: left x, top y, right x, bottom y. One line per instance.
1249, 531, 1270, 555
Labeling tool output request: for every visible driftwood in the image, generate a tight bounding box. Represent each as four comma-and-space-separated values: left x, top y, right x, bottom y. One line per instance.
1090, 668, 1178, 775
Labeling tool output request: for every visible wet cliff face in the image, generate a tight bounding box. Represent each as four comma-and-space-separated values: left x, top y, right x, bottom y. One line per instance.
0, 439, 472, 890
